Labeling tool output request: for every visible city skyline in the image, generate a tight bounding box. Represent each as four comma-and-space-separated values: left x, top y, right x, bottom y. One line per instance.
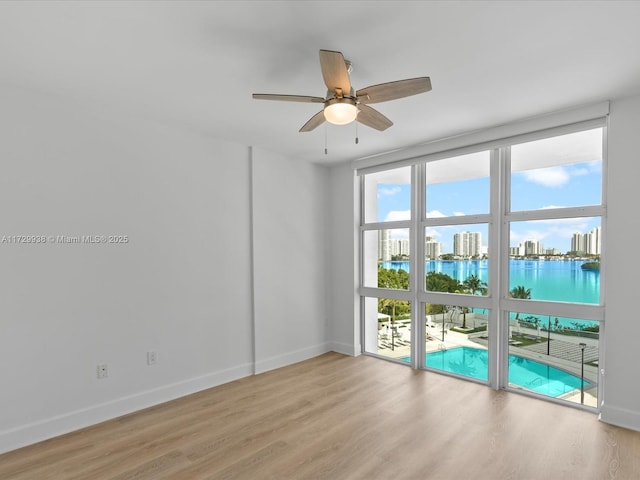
376, 169, 602, 254
380, 227, 600, 261
377, 192, 602, 254
372, 127, 603, 253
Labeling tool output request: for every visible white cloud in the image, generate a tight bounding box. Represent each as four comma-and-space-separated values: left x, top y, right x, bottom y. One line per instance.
426, 210, 446, 218
389, 229, 410, 240
425, 227, 442, 238
547, 222, 591, 239
585, 159, 602, 173
510, 217, 595, 248
384, 210, 410, 222
510, 229, 550, 244
378, 186, 401, 197
453, 211, 465, 216
570, 167, 589, 176
533, 217, 592, 229
522, 166, 570, 187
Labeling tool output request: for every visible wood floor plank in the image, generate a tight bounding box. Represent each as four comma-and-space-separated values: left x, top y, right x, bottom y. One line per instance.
1, 352, 639, 480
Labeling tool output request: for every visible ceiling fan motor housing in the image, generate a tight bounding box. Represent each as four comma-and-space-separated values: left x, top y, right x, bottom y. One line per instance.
323, 96, 358, 125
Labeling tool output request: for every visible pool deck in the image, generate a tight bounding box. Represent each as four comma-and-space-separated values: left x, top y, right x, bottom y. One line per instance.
376, 324, 599, 407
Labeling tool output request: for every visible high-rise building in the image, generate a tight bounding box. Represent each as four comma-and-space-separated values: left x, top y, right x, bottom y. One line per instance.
389, 239, 410, 257
425, 238, 442, 259
572, 227, 601, 255
453, 231, 482, 257
571, 232, 586, 254
378, 229, 390, 261
586, 226, 601, 255
378, 230, 410, 260
524, 240, 543, 256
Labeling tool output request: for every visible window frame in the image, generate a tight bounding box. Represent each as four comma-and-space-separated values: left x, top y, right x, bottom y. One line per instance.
357, 114, 607, 411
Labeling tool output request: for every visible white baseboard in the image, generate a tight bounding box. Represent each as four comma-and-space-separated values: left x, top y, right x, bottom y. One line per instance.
599, 403, 640, 432
0, 362, 253, 455
329, 341, 359, 356
254, 342, 331, 374
1, 343, 352, 454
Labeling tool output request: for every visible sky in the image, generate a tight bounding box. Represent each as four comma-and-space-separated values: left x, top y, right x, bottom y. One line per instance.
376, 156, 602, 254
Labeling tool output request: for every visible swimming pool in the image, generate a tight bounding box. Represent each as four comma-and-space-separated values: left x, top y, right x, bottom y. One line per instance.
402, 347, 589, 397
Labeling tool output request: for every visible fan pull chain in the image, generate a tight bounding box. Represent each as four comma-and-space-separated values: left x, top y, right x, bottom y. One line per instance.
324, 124, 328, 155
355, 121, 359, 144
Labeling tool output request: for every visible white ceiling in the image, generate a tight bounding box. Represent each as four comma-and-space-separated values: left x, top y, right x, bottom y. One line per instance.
1, 1, 639, 165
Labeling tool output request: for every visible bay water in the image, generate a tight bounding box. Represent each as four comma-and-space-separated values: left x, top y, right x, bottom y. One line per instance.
381, 259, 600, 327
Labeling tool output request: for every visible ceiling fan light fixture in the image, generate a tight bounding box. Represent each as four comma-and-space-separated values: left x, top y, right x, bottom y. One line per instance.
253, 49, 431, 133
324, 97, 358, 125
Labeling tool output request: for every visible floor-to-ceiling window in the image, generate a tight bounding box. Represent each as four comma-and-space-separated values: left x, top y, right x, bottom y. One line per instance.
359, 118, 605, 409
503, 127, 603, 407
361, 166, 413, 362
421, 150, 493, 383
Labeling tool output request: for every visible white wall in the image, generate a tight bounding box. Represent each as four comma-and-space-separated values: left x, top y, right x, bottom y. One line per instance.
251, 148, 330, 372
600, 94, 640, 431
327, 162, 360, 356
0, 86, 331, 453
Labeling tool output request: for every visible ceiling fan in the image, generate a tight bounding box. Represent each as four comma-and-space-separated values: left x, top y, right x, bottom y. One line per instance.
252, 49, 432, 132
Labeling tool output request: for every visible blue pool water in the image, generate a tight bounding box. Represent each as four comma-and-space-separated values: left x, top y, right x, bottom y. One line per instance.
402, 347, 588, 397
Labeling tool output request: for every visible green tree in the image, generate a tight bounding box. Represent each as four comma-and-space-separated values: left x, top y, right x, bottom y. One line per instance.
459, 275, 489, 327
377, 268, 411, 343
378, 267, 409, 290
426, 271, 463, 329
509, 285, 531, 320
463, 274, 488, 296
426, 271, 462, 293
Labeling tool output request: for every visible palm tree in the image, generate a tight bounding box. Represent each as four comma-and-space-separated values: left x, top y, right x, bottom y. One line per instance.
458, 275, 488, 329
463, 274, 488, 296
509, 285, 531, 320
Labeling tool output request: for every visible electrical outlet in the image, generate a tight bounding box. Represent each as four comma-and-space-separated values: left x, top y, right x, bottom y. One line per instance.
147, 351, 157, 365
97, 363, 108, 379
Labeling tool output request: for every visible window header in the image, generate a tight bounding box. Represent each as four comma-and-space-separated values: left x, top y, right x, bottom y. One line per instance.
355, 101, 609, 176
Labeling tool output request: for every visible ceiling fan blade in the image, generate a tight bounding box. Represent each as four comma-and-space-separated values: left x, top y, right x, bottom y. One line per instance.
319, 49, 352, 97
357, 77, 432, 104
299, 110, 326, 132
253, 94, 325, 103
356, 104, 393, 131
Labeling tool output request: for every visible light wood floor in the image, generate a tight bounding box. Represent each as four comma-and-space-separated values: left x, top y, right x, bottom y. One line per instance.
1, 352, 639, 480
